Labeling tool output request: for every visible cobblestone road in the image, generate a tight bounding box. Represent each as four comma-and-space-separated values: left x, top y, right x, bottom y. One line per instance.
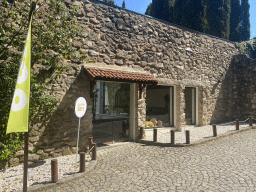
52, 129, 256, 191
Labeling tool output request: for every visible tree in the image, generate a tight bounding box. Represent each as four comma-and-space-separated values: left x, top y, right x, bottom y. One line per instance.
145, 0, 175, 22
174, 0, 207, 32
221, 0, 231, 39
174, 0, 187, 25
149, 0, 171, 21
205, 0, 231, 39
103, 0, 114, 5
169, 0, 175, 22
145, 3, 153, 16
240, 0, 250, 41
108, 0, 115, 5
229, 0, 241, 41
0, 0, 81, 166
122, 0, 125, 9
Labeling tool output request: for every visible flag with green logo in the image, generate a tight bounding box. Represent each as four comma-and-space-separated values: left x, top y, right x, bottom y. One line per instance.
6, 19, 32, 134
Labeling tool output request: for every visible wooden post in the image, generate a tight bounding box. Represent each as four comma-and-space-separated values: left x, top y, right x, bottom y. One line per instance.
140, 127, 144, 139
186, 130, 190, 144
236, 119, 239, 130
153, 128, 157, 142
249, 116, 253, 126
171, 130, 175, 144
89, 137, 93, 151
92, 143, 97, 160
80, 152, 85, 172
213, 124, 217, 137
51, 159, 58, 183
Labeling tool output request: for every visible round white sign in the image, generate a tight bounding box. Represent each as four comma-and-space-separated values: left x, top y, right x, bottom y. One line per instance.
75, 97, 87, 118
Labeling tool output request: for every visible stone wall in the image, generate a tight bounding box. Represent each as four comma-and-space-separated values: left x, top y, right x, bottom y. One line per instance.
14, 63, 93, 165
74, 0, 240, 127
232, 54, 256, 120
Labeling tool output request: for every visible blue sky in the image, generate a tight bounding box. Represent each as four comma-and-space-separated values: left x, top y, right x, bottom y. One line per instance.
113, 0, 256, 40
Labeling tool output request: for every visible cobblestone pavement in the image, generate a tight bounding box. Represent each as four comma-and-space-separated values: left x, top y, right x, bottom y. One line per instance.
47, 129, 256, 192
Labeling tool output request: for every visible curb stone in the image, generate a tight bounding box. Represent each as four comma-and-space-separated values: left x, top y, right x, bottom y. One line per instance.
138, 126, 256, 147
16, 160, 97, 192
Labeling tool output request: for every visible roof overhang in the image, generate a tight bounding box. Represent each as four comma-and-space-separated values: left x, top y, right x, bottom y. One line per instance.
83, 63, 158, 85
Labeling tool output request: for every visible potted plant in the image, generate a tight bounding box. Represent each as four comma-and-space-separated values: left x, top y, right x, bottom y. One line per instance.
156, 120, 163, 127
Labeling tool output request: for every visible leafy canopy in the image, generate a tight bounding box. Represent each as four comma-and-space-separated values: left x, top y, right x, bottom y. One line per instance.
0, 0, 81, 166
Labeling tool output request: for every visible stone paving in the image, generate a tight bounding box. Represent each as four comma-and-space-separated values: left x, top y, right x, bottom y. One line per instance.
38, 127, 256, 192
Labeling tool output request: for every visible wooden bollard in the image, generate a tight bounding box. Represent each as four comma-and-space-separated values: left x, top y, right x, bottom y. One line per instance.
249, 116, 253, 126
80, 152, 85, 173
213, 124, 217, 137
153, 128, 157, 142
186, 130, 190, 144
89, 137, 93, 149
171, 130, 175, 144
140, 127, 144, 139
92, 143, 97, 160
236, 119, 239, 130
51, 159, 58, 183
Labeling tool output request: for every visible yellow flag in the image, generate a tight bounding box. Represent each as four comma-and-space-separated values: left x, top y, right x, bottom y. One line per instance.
6, 19, 32, 134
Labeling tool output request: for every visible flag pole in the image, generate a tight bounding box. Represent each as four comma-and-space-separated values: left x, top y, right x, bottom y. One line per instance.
23, 2, 36, 192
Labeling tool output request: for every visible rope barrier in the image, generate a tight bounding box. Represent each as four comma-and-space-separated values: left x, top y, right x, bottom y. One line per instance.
86, 145, 95, 158
241, 118, 250, 122
88, 145, 94, 153
217, 121, 236, 126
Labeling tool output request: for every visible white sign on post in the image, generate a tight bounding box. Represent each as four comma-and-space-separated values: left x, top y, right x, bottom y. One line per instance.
75, 97, 87, 118
75, 97, 87, 162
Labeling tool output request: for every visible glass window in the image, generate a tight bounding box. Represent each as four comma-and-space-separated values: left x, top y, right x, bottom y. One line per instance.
146, 85, 173, 127
93, 81, 130, 120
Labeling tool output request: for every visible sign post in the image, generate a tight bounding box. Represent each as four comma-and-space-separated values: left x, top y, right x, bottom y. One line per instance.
75, 97, 87, 162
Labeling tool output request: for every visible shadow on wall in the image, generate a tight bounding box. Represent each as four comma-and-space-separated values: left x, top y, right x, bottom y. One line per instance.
210, 54, 256, 124
231, 54, 256, 121
35, 68, 93, 158
209, 57, 234, 124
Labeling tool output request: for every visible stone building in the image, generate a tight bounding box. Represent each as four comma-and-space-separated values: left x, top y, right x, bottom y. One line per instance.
13, 0, 256, 164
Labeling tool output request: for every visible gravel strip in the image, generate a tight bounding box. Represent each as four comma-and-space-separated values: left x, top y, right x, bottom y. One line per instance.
0, 153, 91, 192
145, 121, 250, 144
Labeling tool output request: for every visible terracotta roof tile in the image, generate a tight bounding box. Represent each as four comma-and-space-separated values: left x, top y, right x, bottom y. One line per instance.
84, 67, 157, 84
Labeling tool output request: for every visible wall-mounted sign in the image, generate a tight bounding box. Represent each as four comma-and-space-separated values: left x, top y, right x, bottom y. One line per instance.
75, 97, 87, 118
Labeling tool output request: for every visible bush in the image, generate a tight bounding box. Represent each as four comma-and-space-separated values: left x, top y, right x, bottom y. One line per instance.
0, 0, 81, 166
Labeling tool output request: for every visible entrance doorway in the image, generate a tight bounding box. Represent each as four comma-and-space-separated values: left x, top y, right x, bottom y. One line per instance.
184, 87, 196, 125
92, 81, 130, 144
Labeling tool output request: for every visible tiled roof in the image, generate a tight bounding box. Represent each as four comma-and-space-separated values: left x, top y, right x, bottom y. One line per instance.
84, 67, 158, 84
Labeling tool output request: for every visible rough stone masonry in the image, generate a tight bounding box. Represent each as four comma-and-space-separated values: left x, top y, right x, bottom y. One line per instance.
9, 0, 256, 167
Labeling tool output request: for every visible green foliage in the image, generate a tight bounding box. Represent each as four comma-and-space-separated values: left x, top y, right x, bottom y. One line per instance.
146, 0, 175, 22
235, 38, 256, 58
229, 0, 241, 42
0, 0, 81, 166
174, 0, 206, 32
240, 0, 250, 41
145, 3, 152, 16
103, 0, 115, 5
205, 0, 231, 39
122, 0, 125, 9
145, 0, 250, 41
153, 0, 170, 21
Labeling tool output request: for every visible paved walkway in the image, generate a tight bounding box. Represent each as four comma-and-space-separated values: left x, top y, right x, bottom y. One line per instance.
38, 126, 256, 191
